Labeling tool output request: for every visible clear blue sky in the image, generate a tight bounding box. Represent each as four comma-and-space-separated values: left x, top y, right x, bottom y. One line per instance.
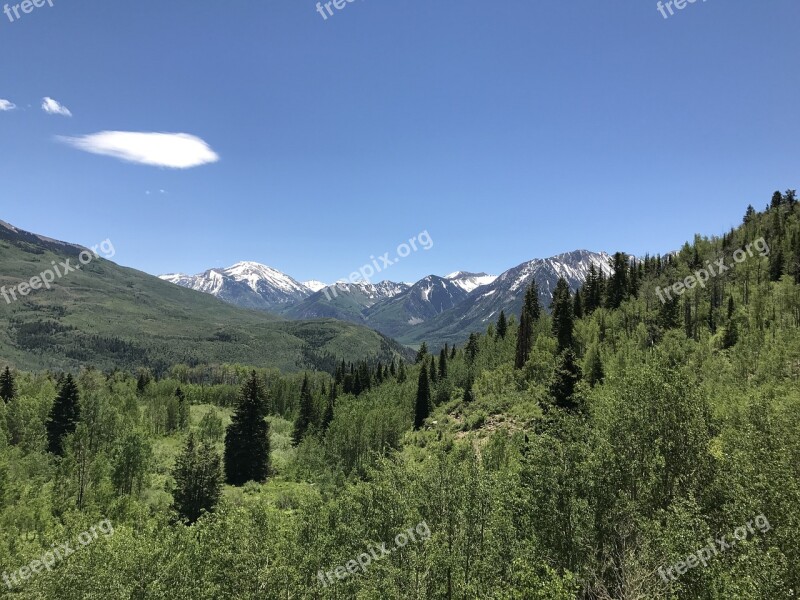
1, 0, 797, 284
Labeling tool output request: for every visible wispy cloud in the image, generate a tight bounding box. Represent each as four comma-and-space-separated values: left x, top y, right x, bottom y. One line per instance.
0, 99, 16, 111
57, 131, 220, 169
42, 97, 72, 117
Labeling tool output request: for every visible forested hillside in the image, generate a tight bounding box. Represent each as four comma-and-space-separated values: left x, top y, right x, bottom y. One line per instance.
0, 193, 798, 599
0, 221, 411, 373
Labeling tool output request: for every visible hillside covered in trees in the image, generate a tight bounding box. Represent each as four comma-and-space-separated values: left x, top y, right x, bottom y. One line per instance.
0, 193, 799, 599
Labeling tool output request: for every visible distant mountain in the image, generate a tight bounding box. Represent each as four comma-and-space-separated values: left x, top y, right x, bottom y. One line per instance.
0, 222, 412, 372
160, 261, 311, 310
397, 250, 613, 346
161, 251, 613, 348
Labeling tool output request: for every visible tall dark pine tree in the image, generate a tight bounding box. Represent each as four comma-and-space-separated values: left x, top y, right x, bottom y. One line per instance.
415, 342, 429, 364
515, 281, 542, 369
606, 252, 630, 309
46, 374, 80, 456
573, 289, 584, 319
321, 383, 336, 432
292, 374, 315, 446
465, 333, 479, 362
438, 348, 448, 380
496, 311, 508, 339
414, 366, 431, 430
551, 277, 575, 353
172, 433, 223, 524
550, 349, 582, 411
224, 371, 270, 486
429, 357, 438, 384
0, 366, 15, 403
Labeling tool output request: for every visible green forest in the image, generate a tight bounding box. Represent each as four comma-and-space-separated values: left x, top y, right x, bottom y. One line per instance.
1, 193, 799, 599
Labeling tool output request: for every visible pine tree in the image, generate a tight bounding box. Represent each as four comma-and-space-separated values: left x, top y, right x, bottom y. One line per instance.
172, 433, 223, 524
414, 366, 431, 430
46, 374, 80, 456
438, 348, 448, 379
0, 366, 15, 403
224, 371, 270, 486
292, 374, 315, 446
136, 370, 150, 395
514, 310, 531, 370
415, 342, 429, 364
429, 357, 438, 384
450, 345, 457, 359
515, 281, 542, 369
496, 311, 508, 338
573, 289, 584, 319
551, 278, 575, 353
465, 333, 479, 362
769, 247, 785, 282
398, 361, 407, 383
585, 345, 604, 387
321, 383, 336, 431
606, 253, 630, 309
550, 349, 582, 410
463, 376, 474, 403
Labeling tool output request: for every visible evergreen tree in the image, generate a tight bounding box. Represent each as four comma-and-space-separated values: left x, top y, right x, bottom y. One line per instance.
450, 344, 457, 359
429, 357, 438, 384
321, 383, 336, 432
172, 434, 223, 524
466, 333, 479, 362
136, 370, 150, 395
573, 289, 584, 319
463, 376, 475, 403
413, 366, 431, 430
514, 309, 531, 370
46, 374, 80, 456
292, 374, 315, 446
397, 361, 407, 383
415, 342, 429, 364
497, 311, 508, 338
224, 371, 270, 485
769, 247, 785, 282
0, 366, 15, 403
515, 281, 542, 369
438, 348, 448, 379
606, 252, 629, 309
551, 278, 575, 353
550, 349, 582, 410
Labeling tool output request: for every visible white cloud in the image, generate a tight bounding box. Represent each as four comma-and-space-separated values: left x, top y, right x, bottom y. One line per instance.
42, 97, 72, 117
57, 131, 220, 169
0, 99, 16, 111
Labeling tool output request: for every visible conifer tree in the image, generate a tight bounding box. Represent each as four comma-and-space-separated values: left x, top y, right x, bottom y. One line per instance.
292, 374, 315, 446
414, 365, 431, 430
573, 289, 584, 319
0, 366, 15, 403
463, 376, 474, 403
46, 374, 80, 456
321, 383, 336, 432
514, 310, 531, 370
429, 357, 438, 384
415, 342, 429, 364
438, 348, 448, 379
172, 433, 223, 524
585, 345, 604, 387
551, 278, 575, 353
224, 371, 270, 485
550, 349, 582, 410
466, 333, 479, 362
606, 253, 630, 309
450, 345, 457, 359
497, 311, 508, 338
398, 361, 407, 383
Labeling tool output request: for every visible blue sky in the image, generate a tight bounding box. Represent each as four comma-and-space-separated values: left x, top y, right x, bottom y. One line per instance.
0, 0, 797, 284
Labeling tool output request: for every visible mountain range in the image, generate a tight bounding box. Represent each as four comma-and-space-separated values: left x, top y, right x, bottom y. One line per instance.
0, 220, 412, 373
160, 250, 614, 347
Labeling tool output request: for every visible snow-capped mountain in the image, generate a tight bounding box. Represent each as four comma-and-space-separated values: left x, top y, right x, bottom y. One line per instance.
445, 271, 498, 293
160, 250, 614, 346
397, 250, 613, 346
159, 261, 312, 310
